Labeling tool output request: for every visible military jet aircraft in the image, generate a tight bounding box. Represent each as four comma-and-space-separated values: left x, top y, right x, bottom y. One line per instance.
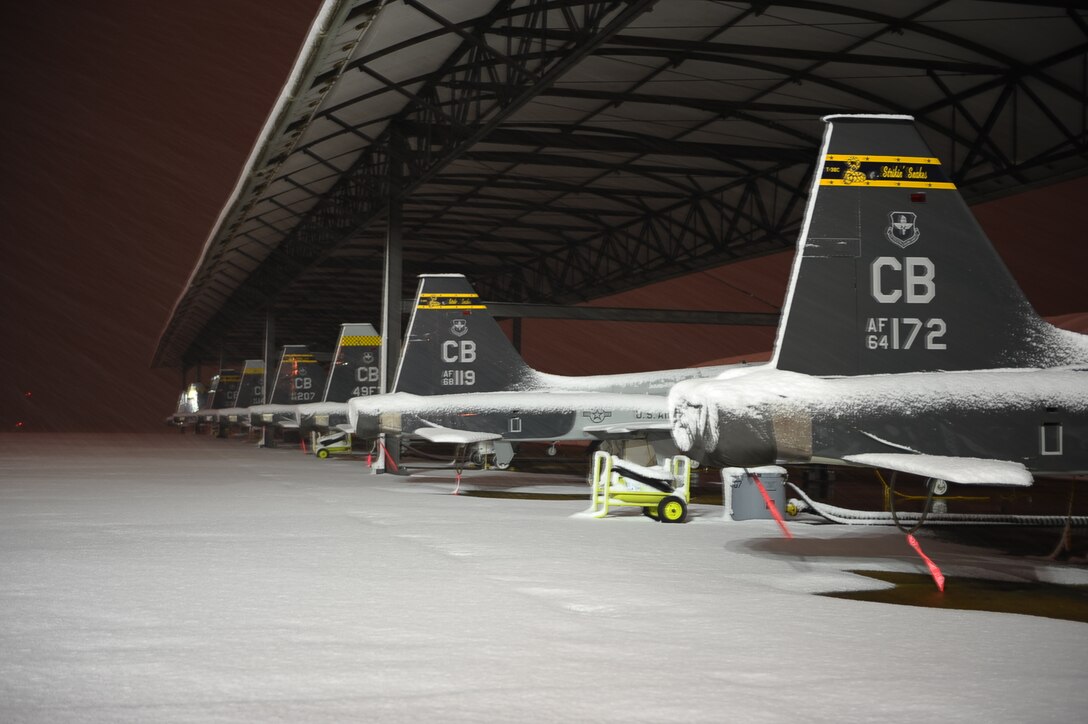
669, 114, 1088, 488
167, 381, 205, 431
210, 359, 265, 436
197, 368, 241, 431
296, 323, 382, 436
347, 274, 745, 468
248, 346, 327, 437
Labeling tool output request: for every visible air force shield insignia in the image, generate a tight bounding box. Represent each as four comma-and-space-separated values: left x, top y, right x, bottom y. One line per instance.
450, 318, 468, 337
885, 211, 920, 248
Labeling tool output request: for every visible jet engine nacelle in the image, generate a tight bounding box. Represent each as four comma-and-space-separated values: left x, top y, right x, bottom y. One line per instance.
671, 397, 778, 469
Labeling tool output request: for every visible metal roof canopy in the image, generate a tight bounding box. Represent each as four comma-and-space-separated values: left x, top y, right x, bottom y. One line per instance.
154, 0, 1088, 369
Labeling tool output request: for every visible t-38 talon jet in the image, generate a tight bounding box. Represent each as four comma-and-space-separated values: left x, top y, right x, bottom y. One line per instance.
669, 114, 1088, 488
248, 346, 327, 437
347, 274, 743, 468
211, 359, 265, 436
296, 323, 382, 436
166, 382, 205, 430
197, 368, 242, 431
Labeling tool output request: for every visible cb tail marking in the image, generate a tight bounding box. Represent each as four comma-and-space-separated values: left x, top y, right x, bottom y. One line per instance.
773, 114, 1086, 376
393, 275, 533, 395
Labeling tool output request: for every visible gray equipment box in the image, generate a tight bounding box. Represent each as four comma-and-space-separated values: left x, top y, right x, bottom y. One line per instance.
722, 466, 788, 521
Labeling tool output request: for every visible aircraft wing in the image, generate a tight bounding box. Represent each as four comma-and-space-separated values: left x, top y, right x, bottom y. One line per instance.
412, 426, 503, 444
842, 453, 1033, 486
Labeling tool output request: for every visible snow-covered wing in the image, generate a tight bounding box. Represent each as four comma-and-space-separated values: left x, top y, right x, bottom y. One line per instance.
412, 426, 503, 444
843, 452, 1033, 486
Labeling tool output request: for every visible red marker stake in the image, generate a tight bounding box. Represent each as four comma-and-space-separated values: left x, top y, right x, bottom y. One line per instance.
907, 534, 946, 592
751, 474, 792, 539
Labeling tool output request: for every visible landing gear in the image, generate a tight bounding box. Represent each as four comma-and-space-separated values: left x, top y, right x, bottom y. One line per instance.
469, 440, 516, 469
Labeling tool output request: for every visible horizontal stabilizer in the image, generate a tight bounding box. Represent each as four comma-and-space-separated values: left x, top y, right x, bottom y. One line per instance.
412, 426, 503, 444
843, 452, 1033, 486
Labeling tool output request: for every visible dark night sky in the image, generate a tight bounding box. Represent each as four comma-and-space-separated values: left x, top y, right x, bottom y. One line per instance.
2, 1, 322, 431
2, 2, 1085, 432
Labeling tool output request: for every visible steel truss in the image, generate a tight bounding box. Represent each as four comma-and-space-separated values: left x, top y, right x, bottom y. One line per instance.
162, 0, 1088, 367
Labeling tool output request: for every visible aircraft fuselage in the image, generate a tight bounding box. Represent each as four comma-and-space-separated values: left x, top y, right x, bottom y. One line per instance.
350, 391, 671, 443
670, 366, 1088, 477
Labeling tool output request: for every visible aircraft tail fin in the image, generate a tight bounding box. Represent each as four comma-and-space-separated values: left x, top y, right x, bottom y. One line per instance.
323, 323, 382, 402
207, 369, 241, 410
184, 382, 205, 413
268, 346, 326, 405
237, 360, 265, 407
772, 114, 1088, 376
393, 274, 535, 394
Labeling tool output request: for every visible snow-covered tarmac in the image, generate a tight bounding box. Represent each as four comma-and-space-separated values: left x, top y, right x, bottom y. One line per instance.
2, 434, 1086, 722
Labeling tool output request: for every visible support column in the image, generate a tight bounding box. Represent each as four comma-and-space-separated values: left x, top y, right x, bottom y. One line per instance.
194, 361, 204, 433
379, 138, 404, 473
260, 309, 276, 448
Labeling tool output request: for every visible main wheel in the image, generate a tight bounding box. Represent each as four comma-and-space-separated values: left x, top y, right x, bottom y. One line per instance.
316, 448, 330, 459
658, 495, 687, 523
642, 506, 659, 521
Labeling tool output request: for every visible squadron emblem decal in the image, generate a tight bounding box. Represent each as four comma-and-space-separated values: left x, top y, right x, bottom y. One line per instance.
450, 318, 468, 337
886, 211, 920, 248
362, 351, 375, 364
842, 156, 867, 185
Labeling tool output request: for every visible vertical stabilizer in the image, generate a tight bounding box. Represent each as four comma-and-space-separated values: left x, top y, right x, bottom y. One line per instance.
208, 369, 241, 410
268, 346, 326, 405
184, 382, 205, 413
773, 114, 1087, 376
323, 323, 382, 402
237, 360, 265, 407
393, 274, 535, 394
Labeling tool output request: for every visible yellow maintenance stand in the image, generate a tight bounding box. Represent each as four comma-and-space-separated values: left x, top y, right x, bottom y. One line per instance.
589, 450, 693, 523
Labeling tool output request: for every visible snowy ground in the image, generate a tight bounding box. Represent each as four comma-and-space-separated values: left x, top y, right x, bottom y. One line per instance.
1, 434, 1086, 723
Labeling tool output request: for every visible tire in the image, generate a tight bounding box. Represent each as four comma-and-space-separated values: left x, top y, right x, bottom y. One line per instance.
316, 448, 329, 459
658, 495, 687, 523
642, 506, 659, 521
